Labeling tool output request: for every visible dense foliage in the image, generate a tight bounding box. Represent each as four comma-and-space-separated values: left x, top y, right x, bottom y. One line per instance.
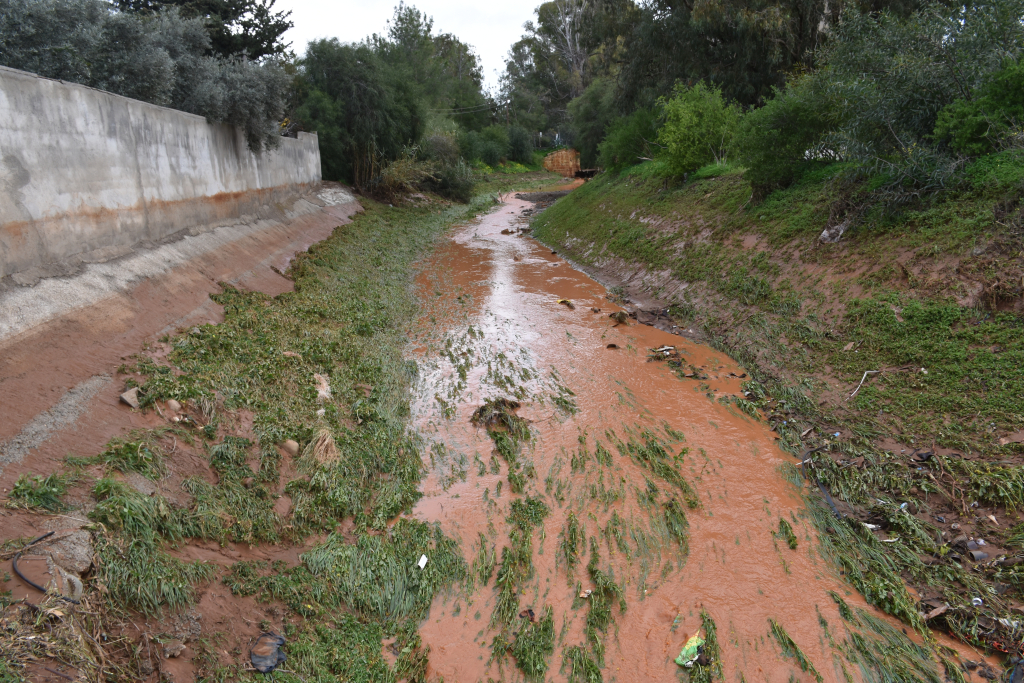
291, 4, 534, 194
499, 0, 1024, 213
0, 0, 289, 150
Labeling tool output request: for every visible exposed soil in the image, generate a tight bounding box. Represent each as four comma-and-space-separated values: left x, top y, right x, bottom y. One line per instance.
405, 197, 990, 682
0, 187, 361, 681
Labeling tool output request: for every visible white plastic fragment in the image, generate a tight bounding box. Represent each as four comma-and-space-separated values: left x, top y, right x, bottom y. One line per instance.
418, 554, 428, 569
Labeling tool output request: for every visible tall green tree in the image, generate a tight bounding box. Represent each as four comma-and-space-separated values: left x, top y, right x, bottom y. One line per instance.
116, 0, 293, 59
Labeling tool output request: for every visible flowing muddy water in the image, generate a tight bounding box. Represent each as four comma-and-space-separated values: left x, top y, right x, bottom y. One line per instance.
406, 196, 986, 683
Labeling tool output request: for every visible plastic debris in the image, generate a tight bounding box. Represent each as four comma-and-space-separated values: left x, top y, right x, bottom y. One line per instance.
418, 554, 428, 569
314, 373, 332, 402
972, 597, 984, 606
250, 633, 287, 673
578, 589, 592, 598
675, 632, 706, 668
557, 299, 576, 310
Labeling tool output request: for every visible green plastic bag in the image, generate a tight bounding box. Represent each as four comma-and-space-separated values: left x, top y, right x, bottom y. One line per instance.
675, 633, 705, 667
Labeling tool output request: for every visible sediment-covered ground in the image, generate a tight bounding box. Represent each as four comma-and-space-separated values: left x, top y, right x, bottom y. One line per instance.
0, 170, 1005, 682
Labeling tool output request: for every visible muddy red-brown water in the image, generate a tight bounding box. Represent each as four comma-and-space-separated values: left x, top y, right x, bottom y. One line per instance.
408, 196, 986, 682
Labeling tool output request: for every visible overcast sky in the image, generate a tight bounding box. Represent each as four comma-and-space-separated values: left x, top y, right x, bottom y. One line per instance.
272, 0, 541, 92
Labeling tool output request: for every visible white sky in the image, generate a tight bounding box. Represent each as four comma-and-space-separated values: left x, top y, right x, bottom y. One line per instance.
272, 0, 541, 92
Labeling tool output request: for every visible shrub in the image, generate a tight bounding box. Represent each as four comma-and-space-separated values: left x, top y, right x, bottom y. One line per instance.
567, 77, 616, 167
735, 79, 835, 194
479, 125, 510, 165
934, 59, 1024, 156
419, 133, 474, 202
507, 125, 535, 165
598, 107, 661, 171
657, 82, 741, 176
0, 0, 289, 151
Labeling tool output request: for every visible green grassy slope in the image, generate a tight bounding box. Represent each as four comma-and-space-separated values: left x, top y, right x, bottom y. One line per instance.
533, 161, 1024, 656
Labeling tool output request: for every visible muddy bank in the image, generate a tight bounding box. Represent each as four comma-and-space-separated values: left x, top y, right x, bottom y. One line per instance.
406, 195, 988, 682
0, 185, 360, 490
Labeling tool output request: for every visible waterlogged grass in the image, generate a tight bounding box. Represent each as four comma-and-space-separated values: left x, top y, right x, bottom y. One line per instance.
1, 187, 557, 679
562, 644, 603, 683
683, 609, 722, 683
531, 164, 1024, 653
769, 619, 823, 683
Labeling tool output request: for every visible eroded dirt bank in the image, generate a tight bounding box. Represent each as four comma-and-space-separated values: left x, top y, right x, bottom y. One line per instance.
406, 196, 989, 682
0, 187, 360, 490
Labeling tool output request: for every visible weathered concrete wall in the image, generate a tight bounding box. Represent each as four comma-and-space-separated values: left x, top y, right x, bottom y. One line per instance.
0, 65, 322, 282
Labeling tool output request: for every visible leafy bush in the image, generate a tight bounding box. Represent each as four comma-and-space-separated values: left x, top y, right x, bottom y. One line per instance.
478, 125, 510, 165
419, 132, 474, 201
567, 78, 617, 168
296, 39, 423, 186
657, 82, 741, 176
0, 0, 290, 151
934, 59, 1024, 156
507, 125, 535, 165
598, 107, 661, 172
735, 79, 835, 194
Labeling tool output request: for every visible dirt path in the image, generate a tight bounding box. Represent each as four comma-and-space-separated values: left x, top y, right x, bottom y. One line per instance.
406, 196, 987, 682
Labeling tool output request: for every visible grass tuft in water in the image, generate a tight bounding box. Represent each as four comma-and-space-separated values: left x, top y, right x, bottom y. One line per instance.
769, 619, 823, 683
512, 606, 555, 681
777, 518, 798, 549
562, 645, 603, 683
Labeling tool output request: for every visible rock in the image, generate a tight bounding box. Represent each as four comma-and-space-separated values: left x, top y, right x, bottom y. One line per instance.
163, 640, 186, 659
120, 387, 141, 409
37, 529, 94, 575
166, 399, 182, 413
281, 440, 299, 457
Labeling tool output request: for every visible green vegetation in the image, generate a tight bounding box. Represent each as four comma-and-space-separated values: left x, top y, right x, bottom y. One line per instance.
769, 619, 824, 683
562, 644, 603, 683
0, 0, 290, 151
683, 610, 722, 683
532, 90, 1024, 655
7, 473, 70, 512
777, 518, 798, 550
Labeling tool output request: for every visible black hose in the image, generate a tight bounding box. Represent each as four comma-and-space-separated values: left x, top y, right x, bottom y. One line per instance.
12, 531, 81, 604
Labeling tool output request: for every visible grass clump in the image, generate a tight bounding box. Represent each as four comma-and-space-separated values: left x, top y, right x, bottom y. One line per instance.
562, 645, 602, 683
473, 397, 534, 493
512, 606, 555, 681
769, 619, 823, 683
473, 532, 496, 587
683, 609, 723, 683
559, 511, 585, 573
7, 473, 70, 512
583, 537, 626, 666
613, 429, 699, 507
777, 517, 798, 550
94, 535, 214, 616
663, 497, 690, 551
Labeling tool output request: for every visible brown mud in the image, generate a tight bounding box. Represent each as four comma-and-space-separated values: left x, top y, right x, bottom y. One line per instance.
0, 190, 360, 681
0, 194, 360, 493
407, 196, 989, 682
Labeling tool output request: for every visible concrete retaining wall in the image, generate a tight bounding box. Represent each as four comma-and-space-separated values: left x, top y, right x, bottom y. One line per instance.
0, 65, 322, 281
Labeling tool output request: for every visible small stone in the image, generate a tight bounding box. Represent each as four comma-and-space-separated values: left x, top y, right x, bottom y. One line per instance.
281, 440, 299, 457
120, 387, 141, 409
163, 640, 186, 659
166, 399, 182, 413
